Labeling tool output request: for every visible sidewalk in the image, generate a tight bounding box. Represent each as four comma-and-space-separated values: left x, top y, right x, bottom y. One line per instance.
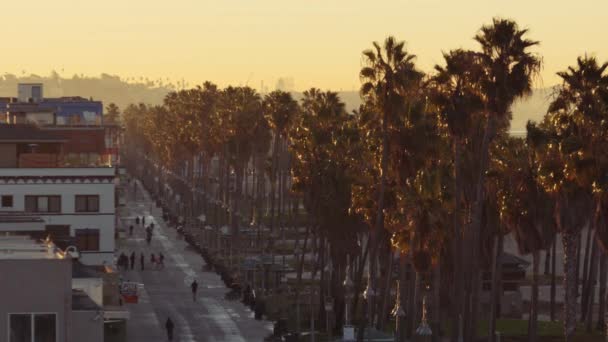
117, 179, 273, 341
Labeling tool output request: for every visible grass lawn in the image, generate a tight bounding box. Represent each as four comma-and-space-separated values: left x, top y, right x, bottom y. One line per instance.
474, 319, 603, 341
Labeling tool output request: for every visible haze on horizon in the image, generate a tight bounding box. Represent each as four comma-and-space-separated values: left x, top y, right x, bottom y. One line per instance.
1, 0, 606, 91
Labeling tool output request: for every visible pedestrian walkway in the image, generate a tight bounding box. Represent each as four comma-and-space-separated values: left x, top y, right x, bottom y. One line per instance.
118, 179, 273, 342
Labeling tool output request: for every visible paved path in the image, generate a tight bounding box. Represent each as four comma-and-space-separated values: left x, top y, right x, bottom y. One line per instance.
118, 180, 273, 342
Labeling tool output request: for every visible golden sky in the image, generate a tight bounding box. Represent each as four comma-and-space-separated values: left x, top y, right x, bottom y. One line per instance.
1, 0, 605, 91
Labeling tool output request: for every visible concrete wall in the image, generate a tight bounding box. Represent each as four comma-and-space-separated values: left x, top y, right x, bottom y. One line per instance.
0, 258, 71, 342
72, 310, 103, 342
0, 177, 115, 265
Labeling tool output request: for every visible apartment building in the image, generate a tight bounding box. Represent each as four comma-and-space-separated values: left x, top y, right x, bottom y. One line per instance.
0, 124, 116, 266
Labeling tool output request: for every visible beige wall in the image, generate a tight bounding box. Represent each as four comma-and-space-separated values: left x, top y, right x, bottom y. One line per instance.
0, 144, 17, 168
0, 258, 71, 342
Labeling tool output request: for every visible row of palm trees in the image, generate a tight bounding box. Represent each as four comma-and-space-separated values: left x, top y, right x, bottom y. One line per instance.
122, 17, 608, 342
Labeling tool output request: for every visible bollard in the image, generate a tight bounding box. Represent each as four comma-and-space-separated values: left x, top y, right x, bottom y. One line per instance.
496, 331, 501, 342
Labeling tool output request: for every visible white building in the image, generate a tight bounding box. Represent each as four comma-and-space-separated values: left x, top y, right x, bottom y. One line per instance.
0, 168, 116, 265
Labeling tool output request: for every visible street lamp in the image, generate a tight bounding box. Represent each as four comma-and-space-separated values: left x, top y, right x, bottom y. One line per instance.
391, 280, 406, 342
415, 295, 432, 340
343, 257, 355, 342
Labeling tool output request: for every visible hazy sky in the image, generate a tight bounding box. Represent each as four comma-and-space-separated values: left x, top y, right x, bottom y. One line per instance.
1, 1, 606, 91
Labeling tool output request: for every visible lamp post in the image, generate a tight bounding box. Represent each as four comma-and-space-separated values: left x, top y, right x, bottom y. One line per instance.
363, 276, 376, 329
415, 295, 432, 341
325, 295, 333, 341
391, 280, 406, 342
343, 257, 355, 342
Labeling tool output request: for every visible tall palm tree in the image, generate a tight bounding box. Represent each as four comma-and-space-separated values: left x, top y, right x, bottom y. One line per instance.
537, 56, 608, 339
290, 88, 352, 334
220, 86, 266, 248
430, 48, 485, 341
359, 36, 424, 327
467, 19, 541, 340
491, 135, 555, 342
263, 91, 299, 233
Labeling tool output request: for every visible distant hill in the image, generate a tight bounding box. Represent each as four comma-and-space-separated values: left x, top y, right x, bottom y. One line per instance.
0, 73, 172, 111
0, 73, 552, 130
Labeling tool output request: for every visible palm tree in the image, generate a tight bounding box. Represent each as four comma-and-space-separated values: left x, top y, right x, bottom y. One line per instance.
491, 135, 555, 342
430, 48, 485, 341
290, 88, 353, 334
359, 36, 424, 328
467, 19, 541, 339
104, 102, 121, 124
537, 56, 608, 339
263, 90, 299, 236
220, 87, 266, 247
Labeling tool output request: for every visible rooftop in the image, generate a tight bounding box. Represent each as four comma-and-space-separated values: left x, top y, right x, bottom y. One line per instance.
0, 167, 116, 177
0, 236, 65, 260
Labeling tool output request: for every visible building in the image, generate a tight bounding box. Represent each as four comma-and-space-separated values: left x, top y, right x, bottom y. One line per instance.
0, 236, 103, 342
0, 125, 117, 266
0, 83, 122, 167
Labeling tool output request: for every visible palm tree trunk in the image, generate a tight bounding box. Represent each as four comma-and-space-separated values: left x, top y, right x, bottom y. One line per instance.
270, 133, 279, 232
550, 237, 557, 321
596, 252, 606, 330
576, 231, 583, 299
451, 141, 464, 342
432, 264, 441, 342
581, 226, 593, 320
563, 231, 580, 340
585, 237, 598, 332
377, 248, 394, 330
295, 224, 312, 334
528, 250, 540, 342
489, 233, 503, 342
370, 108, 390, 330
544, 248, 551, 276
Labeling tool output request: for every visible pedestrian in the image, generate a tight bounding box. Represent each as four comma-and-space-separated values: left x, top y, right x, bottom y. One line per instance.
190, 279, 198, 302
142, 216, 146, 226
118, 252, 127, 270
129, 225, 134, 237
159, 252, 165, 269
130, 252, 135, 270
165, 317, 174, 341
135, 216, 140, 225
140, 253, 145, 271
150, 253, 156, 265
146, 231, 152, 246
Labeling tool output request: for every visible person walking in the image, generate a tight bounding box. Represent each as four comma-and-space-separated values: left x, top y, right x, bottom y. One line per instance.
190, 280, 198, 302
142, 216, 146, 226
158, 252, 165, 269
140, 253, 145, 271
135, 216, 140, 225
150, 253, 156, 266
165, 317, 174, 341
129, 225, 134, 237
118, 252, 127, 270
130, 252, 135, 270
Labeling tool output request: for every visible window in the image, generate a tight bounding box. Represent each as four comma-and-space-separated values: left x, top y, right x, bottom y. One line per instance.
75, 229, 100, 251
9, 313, 56, 342
75, 195, 99, 212
25, 196, 61, 213
1, 195, 13, 207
